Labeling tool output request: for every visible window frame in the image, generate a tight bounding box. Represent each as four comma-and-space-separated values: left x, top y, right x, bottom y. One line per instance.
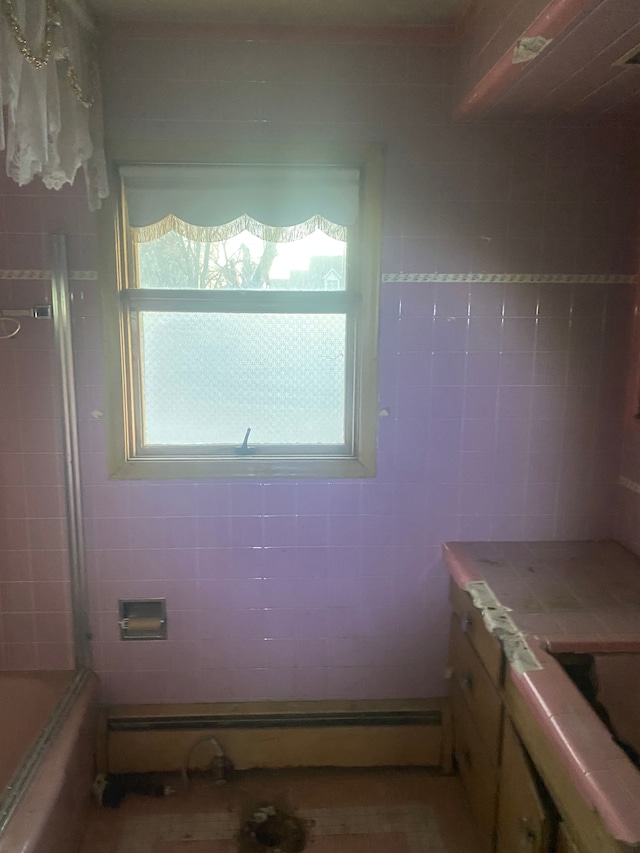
99, 140, 383, 479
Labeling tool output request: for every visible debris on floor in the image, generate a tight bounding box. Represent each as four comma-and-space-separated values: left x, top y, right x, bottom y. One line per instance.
93, 772, 176, 808
240, 802, 311, 852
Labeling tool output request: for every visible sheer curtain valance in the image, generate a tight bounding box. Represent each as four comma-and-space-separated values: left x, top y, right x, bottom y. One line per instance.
0, 0, 108, 209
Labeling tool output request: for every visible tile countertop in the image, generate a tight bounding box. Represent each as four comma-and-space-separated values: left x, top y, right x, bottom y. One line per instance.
442, 539, 640, 848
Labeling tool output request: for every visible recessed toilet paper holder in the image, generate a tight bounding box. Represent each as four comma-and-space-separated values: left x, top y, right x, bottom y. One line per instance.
119, 598, 167, 640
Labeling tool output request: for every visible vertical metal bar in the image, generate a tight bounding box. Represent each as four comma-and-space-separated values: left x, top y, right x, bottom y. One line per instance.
50, 234, 92, 670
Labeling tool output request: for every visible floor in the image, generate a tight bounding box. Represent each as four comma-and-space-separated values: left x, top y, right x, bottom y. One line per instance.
79, 768, 481, 853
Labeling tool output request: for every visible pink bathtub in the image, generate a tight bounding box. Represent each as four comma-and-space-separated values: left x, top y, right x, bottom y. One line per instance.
0, 673, 72, 797
0, 670, 98, 853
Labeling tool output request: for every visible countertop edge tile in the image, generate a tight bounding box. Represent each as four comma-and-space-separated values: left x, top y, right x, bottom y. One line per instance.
444, 539, 640, 847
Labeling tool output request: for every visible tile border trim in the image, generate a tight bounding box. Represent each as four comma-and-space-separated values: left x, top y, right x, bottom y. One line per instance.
1, 270, 639, 284
0, 269, 98, 280
382, 273, 639, 284
618, 476, 640, 496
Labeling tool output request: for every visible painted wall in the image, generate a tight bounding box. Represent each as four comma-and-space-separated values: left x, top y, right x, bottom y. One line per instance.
1, 28, 639, 699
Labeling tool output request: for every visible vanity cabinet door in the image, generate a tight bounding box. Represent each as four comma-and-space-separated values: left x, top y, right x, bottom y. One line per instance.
449, 579, 504, 686
452, 686, 498, 851
496, 720, 552, 853
556, 824, 582, 853
449, 613, 503, 760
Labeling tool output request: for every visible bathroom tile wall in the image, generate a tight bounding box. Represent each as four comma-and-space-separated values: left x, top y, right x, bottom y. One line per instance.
615, 282, 640, 556
0, 272, 75, 670
1, 29, 639, 695
78, 271, 633, 704
0, 166, 94, 670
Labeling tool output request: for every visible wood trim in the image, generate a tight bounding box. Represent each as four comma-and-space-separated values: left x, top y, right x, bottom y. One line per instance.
103, 699, 446, 774
449, 614, 503, 759
109, 708, 441, 731
99, 140, 383, 480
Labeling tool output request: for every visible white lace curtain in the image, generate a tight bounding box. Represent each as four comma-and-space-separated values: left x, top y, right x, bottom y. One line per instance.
0, 0, 108, 210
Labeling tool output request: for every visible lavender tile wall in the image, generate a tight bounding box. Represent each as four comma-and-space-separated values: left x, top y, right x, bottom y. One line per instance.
1, 32, 639, 698
77, 273, 632, 704
0, 276, 74, 670
615, 283, 640, 556
0, 167, 94, 670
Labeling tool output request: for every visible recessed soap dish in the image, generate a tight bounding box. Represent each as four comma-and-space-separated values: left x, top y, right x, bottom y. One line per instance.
119, 598, 167, 640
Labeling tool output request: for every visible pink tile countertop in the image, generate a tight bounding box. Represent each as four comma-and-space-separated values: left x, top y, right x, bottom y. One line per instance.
442, 539, 640, 847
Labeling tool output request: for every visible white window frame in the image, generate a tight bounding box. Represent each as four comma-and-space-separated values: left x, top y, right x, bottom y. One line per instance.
99, 141, 383, 479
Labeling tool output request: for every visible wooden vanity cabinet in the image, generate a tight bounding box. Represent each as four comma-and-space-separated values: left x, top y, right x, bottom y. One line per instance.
448, 582, 504, 850
449, 614, 503, 758
496, 720, 553, 853
556, 823, 583, 853
448, 579, 555, 853
449, 580, 503, 685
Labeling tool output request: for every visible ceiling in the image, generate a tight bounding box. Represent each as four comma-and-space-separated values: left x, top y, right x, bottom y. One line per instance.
88, 0, 640, 119
480, 0, 640, 119
87, 0, 472, 27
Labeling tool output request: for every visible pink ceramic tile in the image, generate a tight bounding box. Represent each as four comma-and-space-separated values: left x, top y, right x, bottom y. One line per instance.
3, 612, 36, 643
296, 515, 329, 548
0, 486, 27, 519
230, 667, 268, 700
546, 707, 624, 779
37, 642, 74, 669
442, 542, 484, 585
0, 549, 26, 594
514, 665, 586, 728
3, 32, 640, 696
29, 549, 68, 581
35, 611, 73, 645
33, 581, 70, 613
260, 483, 296, 515
24, 485, 65, 519
262, 515, 297, 548
3, 581, 35, 612
28, 517, 67, 551
582, 765, 640, 844
0, 518, 29, 550
196, 515, 231, 548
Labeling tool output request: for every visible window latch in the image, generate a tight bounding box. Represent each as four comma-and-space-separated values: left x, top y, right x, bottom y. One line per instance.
235, 427, 257, 455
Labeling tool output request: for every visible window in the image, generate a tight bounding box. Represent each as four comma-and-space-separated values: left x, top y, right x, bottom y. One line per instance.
101, 142, 382, 479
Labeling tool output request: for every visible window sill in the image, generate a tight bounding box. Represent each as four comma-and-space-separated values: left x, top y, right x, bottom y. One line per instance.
108, 455, 376, 480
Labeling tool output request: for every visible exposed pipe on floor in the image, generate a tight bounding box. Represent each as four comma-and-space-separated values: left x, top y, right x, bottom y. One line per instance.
181, 735, 231, 786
